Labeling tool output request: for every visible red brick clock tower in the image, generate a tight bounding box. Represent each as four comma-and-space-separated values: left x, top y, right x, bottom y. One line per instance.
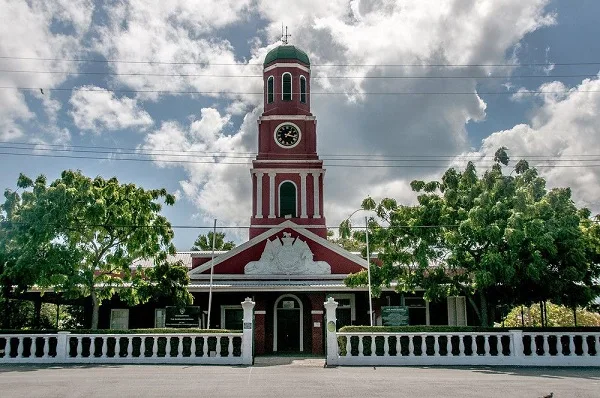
249, 44, 326, 239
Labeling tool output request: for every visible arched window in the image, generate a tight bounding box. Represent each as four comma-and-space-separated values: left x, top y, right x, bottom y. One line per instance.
299, 76, 306, 103
282, 72, 292, 101
279, 181, 297, 217
267, 76, 274, 104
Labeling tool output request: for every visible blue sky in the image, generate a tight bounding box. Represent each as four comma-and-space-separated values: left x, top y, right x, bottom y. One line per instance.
1, 0, 600, 249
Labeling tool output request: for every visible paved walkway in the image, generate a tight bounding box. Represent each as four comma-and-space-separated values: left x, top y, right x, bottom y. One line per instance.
1, 358, 599, 397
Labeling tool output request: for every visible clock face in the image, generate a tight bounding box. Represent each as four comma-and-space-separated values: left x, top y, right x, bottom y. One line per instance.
274, 123, 301, 148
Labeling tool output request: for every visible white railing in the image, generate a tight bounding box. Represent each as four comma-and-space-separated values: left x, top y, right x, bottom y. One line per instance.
0, 298, 255, 366
324, 298, 600, 367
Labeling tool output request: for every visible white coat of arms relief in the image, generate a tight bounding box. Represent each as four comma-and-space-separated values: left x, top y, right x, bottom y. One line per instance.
244, 232, 331, 275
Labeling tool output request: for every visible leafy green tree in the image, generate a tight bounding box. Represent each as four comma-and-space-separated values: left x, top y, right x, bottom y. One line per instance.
343, 148, 599, 326
3, 170, 192, 329
503, 302, 600, 327
190, 231, 235, 251
327, 229, 365, 252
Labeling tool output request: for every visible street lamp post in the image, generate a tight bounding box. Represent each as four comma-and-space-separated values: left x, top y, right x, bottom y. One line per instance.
364, 216, 374, 326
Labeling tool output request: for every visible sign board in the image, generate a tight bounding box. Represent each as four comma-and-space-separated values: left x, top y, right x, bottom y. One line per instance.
381, 306, 409, 326
282, 300, 295, 309
165, 306, 201, 328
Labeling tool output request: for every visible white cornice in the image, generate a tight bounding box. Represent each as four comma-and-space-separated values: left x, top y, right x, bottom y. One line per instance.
264, 63, 310, 73
259, 115, 316, 121
251, 167, 325, 174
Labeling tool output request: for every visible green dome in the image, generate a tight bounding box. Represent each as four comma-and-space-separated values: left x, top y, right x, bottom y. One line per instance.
264, 45, 310, 66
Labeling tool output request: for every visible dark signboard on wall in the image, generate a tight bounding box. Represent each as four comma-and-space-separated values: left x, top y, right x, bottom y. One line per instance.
381, 306, 409, 326
165, 306, 201, 328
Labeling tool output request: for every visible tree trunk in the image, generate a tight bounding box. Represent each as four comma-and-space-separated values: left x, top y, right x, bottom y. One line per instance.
573, 306, 577, 327
33, 294, 42, 329
91, 291, 100, 330
539, 302, 545, 327
1, 284, 11, 329
479, 291, 489, 327
520, 306, 525, 327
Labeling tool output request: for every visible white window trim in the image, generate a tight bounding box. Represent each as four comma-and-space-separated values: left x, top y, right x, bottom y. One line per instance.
273, 294, 304, 352
154, 308, 166, 328
327, 293, 356, 321
278, 180, 298, 218
110, 309, 129, 330
281, 72, 292, 100
266, 75, 274, 103
220, 305, 243, 330
299, 75, 307, 103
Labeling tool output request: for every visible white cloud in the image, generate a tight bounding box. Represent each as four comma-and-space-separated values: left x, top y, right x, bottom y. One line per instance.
0, 0, 94, 141
471, 76, 600, 212
69, 86, 154, 132
141, 107, 255, 234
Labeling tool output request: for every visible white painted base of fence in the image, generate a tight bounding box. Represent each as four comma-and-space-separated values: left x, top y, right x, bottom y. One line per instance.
324, 298, 600, 367
0, 298, 256, 366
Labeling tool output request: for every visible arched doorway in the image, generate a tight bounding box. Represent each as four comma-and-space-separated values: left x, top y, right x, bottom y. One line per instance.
273, 294, 303, 352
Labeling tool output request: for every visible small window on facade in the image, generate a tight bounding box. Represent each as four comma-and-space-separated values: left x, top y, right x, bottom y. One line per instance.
282, 73, 292, 101
300, 76, 306, 103
279, 181, 297, 217
110, 309, 129, 330
267, 76, 274, 104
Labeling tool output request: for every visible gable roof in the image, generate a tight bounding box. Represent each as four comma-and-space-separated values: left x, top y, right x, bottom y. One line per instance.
188, 220, 368, 277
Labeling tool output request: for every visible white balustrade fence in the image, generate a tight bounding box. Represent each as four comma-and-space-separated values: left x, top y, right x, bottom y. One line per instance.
0, 298, 255, 366
324, 298, 600, 367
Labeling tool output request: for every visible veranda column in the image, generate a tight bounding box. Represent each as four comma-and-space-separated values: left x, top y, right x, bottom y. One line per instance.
300, 172, 308, 218
255, 172, 263, 218
268, 172, 276, 218
312, 172, 320, 218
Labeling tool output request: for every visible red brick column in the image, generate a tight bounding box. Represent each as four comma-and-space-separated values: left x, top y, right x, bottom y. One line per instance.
254, 297, 266, 355
309, 293, 325, 355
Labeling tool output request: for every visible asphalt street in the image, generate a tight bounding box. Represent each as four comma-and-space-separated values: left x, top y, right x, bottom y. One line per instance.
0, 357, 598, 398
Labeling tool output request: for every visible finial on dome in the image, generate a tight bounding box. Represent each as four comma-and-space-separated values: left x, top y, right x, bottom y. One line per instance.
281, 24, 291, 45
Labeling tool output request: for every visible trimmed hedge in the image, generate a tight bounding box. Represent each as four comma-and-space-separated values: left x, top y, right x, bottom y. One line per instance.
339, 326, 600, 333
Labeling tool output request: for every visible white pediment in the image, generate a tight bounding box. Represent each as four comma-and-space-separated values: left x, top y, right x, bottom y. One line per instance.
244, 232, 331, 275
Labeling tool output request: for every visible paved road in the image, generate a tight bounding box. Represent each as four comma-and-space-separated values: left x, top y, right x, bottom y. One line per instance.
1, 357, 598, 397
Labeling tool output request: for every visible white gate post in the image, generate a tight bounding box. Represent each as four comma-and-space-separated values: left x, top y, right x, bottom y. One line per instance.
241, 297, 255, 365
324, 297, 339, 366
56, 331, 70, 362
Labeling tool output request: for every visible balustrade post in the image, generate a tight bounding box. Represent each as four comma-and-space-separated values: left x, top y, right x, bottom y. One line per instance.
383, 336, 390, 357
127, 337, 134, 358
345, 336, 351, 357
358, 336, 364, 357
395, 335, 401, 357
75, 337, 82, 358
582, 335, 589, 357
458, 335, 465, 356
190, 337, 197, 358
165, 336, 172, 358
17, 337, 24, 358
56, 331, 70, 361
101, 337, 108, 358
446, 335, 452, 356
177, 336, 184, 358
43, 337, 50, 359
542, 334, 550, 357
510, 330, 523, 358
421, 335, 427, 356
483, 335, 490, 356
370, 336, 376, 357
241, 297, 255, 365
227, 336, 234, 358
408, 335, 415, 356
471, 335, 477, 356
216, 336, 222, 357
152, 337, 158, 358
433, 335, 440, 356
496, 335, 503, 356
31, 337, 38, 358
569, 335, 576, 356
324, 297, 339, 365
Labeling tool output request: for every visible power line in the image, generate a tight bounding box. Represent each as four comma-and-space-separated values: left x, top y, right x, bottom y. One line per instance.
1, 150, 600, 169
2, 55, 600, 67
3, 144, 600, 163
3, 86, 598, 96
3, 140, 600, 159
2, 69, 597, 80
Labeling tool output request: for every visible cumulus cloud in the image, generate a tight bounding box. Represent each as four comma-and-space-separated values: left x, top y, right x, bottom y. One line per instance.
70, 86, 154, 132
141, 107, 255, 234
0, 0, 94, 141
469, 76, 600, 212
